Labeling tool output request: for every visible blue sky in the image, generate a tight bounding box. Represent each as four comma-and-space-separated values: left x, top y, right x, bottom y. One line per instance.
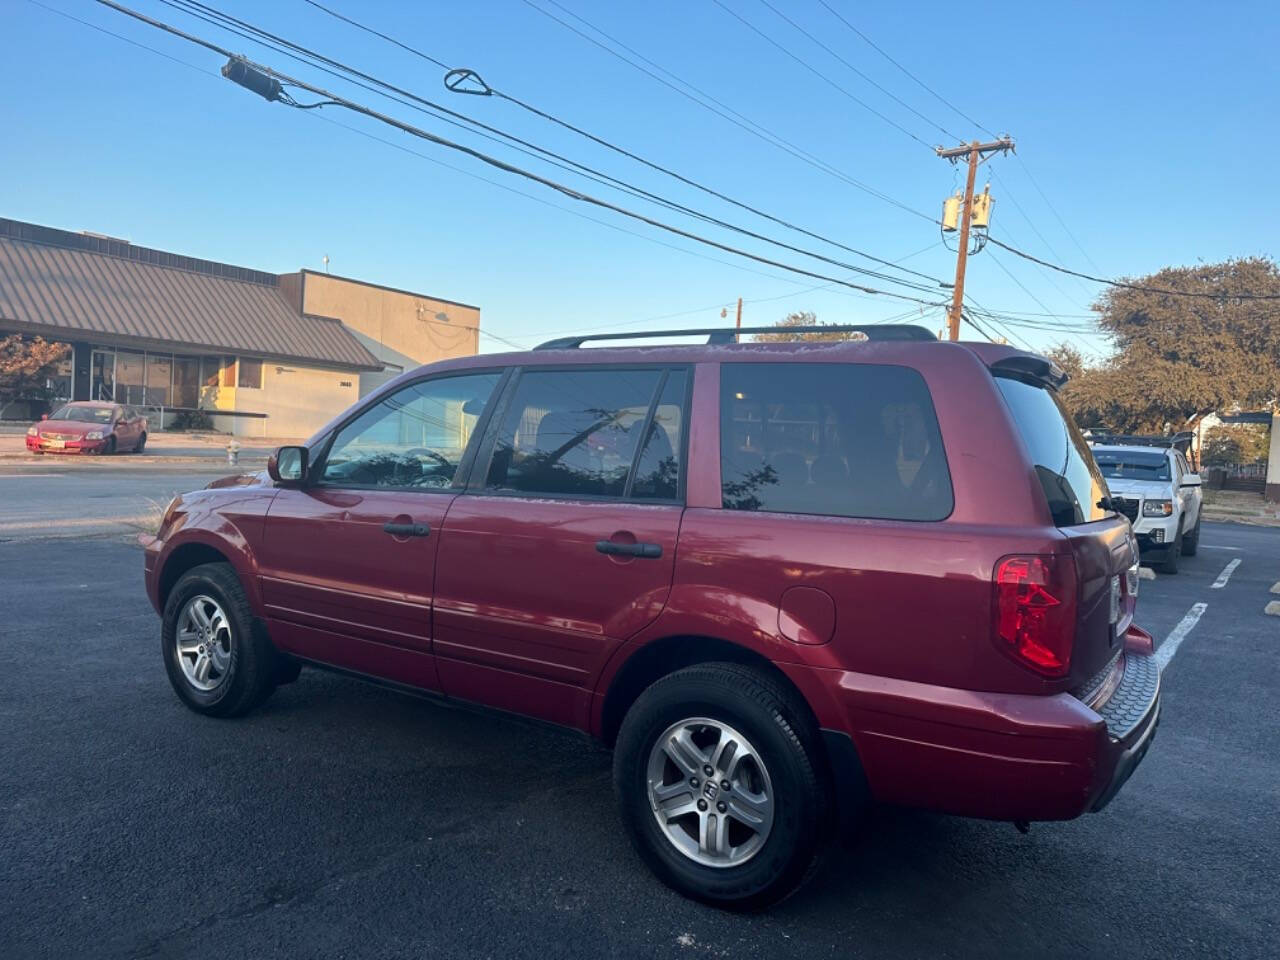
4, 0, 1278, 356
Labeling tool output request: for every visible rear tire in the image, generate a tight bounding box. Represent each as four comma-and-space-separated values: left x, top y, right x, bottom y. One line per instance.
161, 562, 277, 717
134, 432, 147, 454
1182, 515, 1201, 556
1158, 528, 1182, 574
613, 662, 832, 910
105, 436, 116, 456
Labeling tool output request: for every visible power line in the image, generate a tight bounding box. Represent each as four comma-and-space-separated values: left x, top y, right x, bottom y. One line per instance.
815, 0, 997, 138
987, 235, 1280, 301
812, 4, 1107, 302
302, 0, 449, 70
1014, 155, 1103, 273
522, 0, 936, 223
989, 169, 1095, 303
708, 0, 936, 149
298, 2, 947, 286
31, 0, 867, 312
90, 1, 948, 308
158, 0, 944, 296
755, 0, 960, 143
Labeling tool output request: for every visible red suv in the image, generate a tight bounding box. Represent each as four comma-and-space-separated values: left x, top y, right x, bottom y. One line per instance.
141, 325, 1159, 908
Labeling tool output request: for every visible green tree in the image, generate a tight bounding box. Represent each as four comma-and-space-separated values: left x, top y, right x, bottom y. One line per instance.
1051, 258, 1280, 433
0, 336, 69, 417
753, 311, 864, 342
1201, 423, 1271, 465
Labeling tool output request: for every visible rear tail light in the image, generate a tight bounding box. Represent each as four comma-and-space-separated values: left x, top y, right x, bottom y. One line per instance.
993, 554, 1077, 677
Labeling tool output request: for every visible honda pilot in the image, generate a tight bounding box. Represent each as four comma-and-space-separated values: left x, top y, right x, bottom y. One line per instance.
141, 324, 1160, 908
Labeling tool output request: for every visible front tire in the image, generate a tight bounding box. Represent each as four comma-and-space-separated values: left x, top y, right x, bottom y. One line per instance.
133, 432, 147, 454
104, 436, 116, 456
1158, 527, 1182, 574
161, 562, 277, 717
613, 662, 832, 910
1182, 515, 1201, 556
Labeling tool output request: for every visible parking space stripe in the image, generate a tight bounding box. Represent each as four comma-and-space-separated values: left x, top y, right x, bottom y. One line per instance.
1210, 558, 1242, 589
1154, 602, 1208, 670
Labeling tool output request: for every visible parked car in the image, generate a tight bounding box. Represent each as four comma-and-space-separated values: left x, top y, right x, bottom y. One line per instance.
26, 401, 148, 455
1091, 443, 1203, 573
140, 326, 1159, 908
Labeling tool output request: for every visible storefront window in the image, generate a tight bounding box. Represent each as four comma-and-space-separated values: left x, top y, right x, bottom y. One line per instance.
116, 350, 145, 405
47, 354, 73, 402
146, 353, 172, 406
173, 356, 200, 409
238, 357, 263, 389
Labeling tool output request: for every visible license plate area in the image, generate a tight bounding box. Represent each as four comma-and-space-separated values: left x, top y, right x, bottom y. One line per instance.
45, 438, 66, 449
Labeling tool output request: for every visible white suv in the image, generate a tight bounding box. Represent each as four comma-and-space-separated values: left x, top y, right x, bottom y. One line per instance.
1092, 443, 1203, 573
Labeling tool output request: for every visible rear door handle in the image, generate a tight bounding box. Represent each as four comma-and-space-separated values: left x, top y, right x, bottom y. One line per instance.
595, 540, 662, 559
383, 521, 431, 538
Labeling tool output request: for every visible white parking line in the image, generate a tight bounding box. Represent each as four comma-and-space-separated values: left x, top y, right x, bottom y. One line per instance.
1200, 544, 1245, 551
1211, 558, 1242, 589
0, 473, 65, 479
1154, 603, 1208, 670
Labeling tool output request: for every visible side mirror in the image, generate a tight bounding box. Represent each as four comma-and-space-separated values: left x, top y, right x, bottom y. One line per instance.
268, 445, 309, 486
1181, 474, 1202, 488
40, 414, 49, 421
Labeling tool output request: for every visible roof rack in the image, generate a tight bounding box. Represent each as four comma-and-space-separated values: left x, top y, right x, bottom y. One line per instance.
533, 324, 937, 351
1089, 431, 1194, 453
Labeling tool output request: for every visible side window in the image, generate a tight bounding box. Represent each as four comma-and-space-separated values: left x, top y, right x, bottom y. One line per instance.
320, 372, 500, 489
720, 363, 952, 521
631, 370, 687, 500
485, 368, 674, 499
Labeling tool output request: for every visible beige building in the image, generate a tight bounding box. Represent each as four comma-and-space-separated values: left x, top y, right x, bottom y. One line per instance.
0, 217, 479, 437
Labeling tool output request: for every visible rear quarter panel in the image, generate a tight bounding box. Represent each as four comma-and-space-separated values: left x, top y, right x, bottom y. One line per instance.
600, 345, 1085, 726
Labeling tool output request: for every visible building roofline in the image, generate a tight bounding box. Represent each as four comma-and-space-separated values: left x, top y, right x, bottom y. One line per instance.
0, 318, 383, 373
299, 268, 481, 312
0, 216, 282, 288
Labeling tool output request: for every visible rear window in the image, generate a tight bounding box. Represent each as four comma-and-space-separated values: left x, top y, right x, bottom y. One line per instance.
720, 363, 952, 521
995, 376, 1110, 525
1094, 450, 1171, 482
485, 367, 685, 500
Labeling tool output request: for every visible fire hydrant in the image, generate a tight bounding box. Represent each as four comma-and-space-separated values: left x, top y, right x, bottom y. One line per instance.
226, 439, 241, 466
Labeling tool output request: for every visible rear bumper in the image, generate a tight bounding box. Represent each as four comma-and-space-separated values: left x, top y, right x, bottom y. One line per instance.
800, 631, 1161, 823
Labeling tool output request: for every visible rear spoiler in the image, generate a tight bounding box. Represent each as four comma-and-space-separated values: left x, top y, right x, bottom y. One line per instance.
989, 354, 1069, 390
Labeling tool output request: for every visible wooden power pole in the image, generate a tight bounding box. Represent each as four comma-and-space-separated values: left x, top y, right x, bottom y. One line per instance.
937, 137, 1014, 341
735, 297, 743, 341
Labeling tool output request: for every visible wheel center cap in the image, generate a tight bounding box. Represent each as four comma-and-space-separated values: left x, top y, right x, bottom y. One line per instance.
702, 780, 719, 801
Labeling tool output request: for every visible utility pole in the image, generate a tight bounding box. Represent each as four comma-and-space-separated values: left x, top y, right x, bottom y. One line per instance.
735, 297, 743, 342
937, 137, 1014, 341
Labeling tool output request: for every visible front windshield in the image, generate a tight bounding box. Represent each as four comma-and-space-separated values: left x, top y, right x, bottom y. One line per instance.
1094, 451, 1171, 481
48, 405, 116, 424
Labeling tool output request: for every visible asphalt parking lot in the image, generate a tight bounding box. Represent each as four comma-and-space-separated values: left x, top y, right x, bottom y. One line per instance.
1, 464, 1277, 959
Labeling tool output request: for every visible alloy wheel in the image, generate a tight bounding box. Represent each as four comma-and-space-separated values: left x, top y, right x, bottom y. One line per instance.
175, 594, 233, 692
645, 717, 775, 868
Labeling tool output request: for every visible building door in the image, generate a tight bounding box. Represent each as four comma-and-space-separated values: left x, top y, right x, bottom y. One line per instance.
91, 350, 115, 401
433, 366, 688, 727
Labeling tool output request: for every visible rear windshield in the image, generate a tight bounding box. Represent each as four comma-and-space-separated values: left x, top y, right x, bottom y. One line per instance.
995, 376, 1111, 526
1094, 451, 1171, 482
